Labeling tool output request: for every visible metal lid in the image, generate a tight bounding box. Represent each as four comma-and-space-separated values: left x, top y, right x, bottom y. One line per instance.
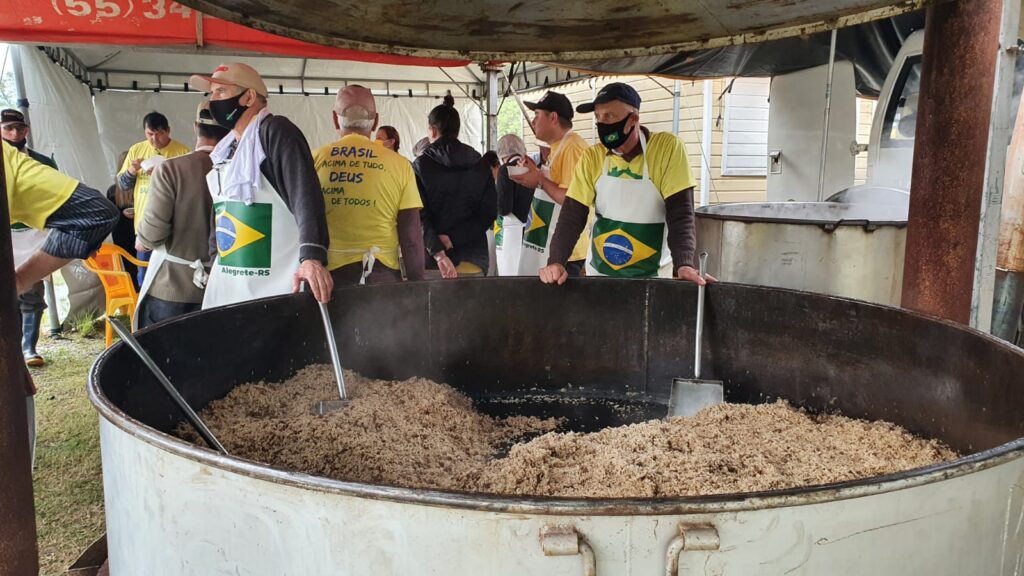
176, 0, 934, 61
696, 202, 909, 227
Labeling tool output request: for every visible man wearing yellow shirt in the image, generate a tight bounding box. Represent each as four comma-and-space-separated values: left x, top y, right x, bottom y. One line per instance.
538, 83, 715, 286
5, 141, 118, 293
5, 140, 118, 462
510, 91, 590, 276
313, 85, 425, 284
116, 111, 190, 286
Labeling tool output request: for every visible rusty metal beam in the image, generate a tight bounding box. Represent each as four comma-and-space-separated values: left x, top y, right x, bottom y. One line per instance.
902, 0, 1003, 324
0, 151, 40, 572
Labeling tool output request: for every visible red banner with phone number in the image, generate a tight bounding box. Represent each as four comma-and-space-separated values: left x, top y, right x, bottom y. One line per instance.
0, 0, 468, 66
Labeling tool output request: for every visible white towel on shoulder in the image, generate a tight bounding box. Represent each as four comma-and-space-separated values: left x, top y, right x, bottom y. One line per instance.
210, 108, 270, 205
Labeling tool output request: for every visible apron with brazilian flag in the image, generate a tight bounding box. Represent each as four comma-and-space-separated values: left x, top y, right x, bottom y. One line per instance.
586, 131, 671, 278
515, 179, 560, 276
517, 141, 570, 275
201, 159, 300, 309
493, 214, 524, 276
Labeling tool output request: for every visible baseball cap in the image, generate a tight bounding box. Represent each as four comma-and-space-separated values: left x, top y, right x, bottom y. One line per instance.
189, 63, 269, 98
1, 109, 28, 128
525, 91, 574, 121
195, 100, 219, 126
576, 82, 642, 114
335, 85, 377, 122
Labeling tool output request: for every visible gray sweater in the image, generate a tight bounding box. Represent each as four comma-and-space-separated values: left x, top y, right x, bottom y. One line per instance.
137, 151, 214, 304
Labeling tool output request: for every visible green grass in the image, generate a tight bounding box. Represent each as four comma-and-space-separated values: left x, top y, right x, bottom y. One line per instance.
30, 331, 107, 575
65, 311, 104, 340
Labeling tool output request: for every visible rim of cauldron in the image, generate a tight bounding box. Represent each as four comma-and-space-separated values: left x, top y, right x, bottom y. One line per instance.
87, 282, 1024, 516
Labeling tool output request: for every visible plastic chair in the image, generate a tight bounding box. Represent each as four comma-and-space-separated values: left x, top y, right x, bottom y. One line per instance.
82, 243, 149, 348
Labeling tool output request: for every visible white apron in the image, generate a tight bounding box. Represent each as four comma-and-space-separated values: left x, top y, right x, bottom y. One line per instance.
516, 136, 571, 276
493, 215, 524, 276
201, 160, 300, 309
11, 225, 48, 268
328, 245, 393, 284
585, 131, 672, 278
133, 245, 208, 329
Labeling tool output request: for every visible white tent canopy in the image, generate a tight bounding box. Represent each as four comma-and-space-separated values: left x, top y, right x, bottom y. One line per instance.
62, 44, 488, 96
17, 45, 488, 191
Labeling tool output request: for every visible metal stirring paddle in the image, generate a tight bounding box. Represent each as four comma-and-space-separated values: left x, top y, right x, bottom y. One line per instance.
304, 285, 349, 415
108, 317, 227, 453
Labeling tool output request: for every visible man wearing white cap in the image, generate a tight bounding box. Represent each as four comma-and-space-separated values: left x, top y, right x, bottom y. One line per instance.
190, 62, 333, 305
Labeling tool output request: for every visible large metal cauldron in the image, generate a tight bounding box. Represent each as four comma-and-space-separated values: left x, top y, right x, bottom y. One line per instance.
696, 202, 908, 305
89, 279, 1024, 575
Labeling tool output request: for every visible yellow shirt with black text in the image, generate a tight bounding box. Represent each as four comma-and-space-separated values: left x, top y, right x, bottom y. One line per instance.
312, 133, 423, 271
4, 141, 78, 230
120, 139, 190, 232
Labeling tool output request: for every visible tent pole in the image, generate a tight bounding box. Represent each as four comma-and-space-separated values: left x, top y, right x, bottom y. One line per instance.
10, 47, 32, 148
816, 28, 838, 202
671, 80, 681, 137
701, 80, 713, 207
483, 64, 499, 151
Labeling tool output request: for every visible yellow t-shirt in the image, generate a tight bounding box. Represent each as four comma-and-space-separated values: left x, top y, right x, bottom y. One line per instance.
567, 131, 697, 208
312, 133, 423, 271
548, 131, 591, 263
120, 139, 191, 232
4, 141, 78, 230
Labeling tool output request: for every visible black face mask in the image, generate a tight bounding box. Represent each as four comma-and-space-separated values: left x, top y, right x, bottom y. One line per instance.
208, 92, 248, 130
4, 138, 27, 151
596, 115, 634, 150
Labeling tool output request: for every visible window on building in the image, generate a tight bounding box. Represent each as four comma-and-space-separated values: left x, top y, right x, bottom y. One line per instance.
721, 77, 771, 177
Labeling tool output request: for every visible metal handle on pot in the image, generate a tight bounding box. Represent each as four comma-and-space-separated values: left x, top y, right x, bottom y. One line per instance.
540, 525, 597, 576
665, 524, 719, 576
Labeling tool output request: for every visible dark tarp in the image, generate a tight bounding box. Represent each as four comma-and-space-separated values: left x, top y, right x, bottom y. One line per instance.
558, 13, 925, 97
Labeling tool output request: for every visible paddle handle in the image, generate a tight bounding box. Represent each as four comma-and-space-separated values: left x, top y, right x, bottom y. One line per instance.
109, 317, 227, 454
301, 281, 347, 401
318, 301, 348, 401
694, 252, 709, 379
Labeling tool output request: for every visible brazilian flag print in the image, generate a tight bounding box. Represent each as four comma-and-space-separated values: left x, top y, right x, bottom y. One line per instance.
590, 217, 664, 277
524, 197, 555, 248
494, 218, 504, 247
215, 201, 272, 268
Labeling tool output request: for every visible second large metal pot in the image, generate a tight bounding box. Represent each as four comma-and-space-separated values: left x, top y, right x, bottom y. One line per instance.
696, 202, 908, 305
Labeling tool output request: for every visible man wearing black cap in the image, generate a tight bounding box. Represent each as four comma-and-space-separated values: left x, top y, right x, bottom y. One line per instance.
3, 108, 56, 367
1, 109, 56, 169
510, 91, 590, 276
538, 82, 714, 285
